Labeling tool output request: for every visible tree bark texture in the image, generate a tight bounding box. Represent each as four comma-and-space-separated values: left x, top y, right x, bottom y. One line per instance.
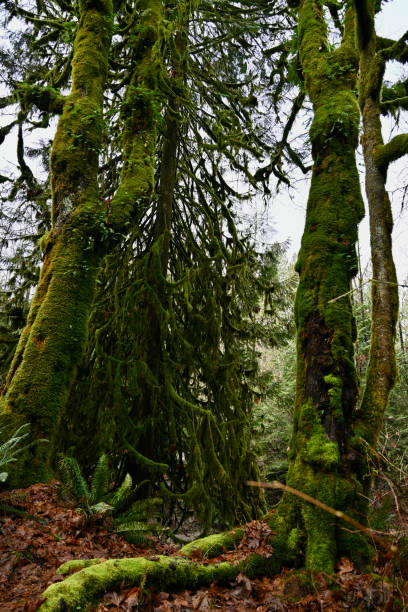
354, 0, 398, 502
270, 0, 367, 573
0, 0, 163, 486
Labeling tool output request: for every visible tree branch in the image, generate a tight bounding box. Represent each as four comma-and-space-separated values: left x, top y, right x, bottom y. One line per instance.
381, 78, 408, 115
381, 96, 408, 116
375, 133, 408, 170
378, 30, 408, 63
354, 0, 374, 49
18, 84, 65, 115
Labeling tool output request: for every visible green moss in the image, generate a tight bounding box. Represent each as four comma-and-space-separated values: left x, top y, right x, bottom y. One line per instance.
59, 558, 104, 575
180, 528, 244, 558
39, 556, 240, 612
108, 0, 163, 232
287, 528, 305, 553
0, 0, 114, 486
274, 0, 366, 573
374, 134, 408, 171
18, 84, 65, 115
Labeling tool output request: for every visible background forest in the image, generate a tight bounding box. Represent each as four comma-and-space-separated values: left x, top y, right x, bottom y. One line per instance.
1, 0, 408, 610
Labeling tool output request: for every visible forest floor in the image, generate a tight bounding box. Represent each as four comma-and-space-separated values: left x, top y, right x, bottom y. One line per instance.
0, 482, 407, 611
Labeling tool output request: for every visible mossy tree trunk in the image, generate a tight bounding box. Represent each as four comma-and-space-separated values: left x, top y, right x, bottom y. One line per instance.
270, 0, 367, 573
353, 0, 402, 505
0, 0, 114, 486
0, 0, 164, 487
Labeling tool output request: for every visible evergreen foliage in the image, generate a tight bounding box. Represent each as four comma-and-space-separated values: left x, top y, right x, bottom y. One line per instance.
0, 0, 299, 527
0, 423, 46, 484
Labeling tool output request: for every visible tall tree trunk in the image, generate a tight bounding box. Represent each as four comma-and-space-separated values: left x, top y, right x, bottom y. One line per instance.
0, 0, 113, 486
270, 0, 367, 573
128, 30, 187, 489
0, 0, 163, 487
353, 0, 398, 502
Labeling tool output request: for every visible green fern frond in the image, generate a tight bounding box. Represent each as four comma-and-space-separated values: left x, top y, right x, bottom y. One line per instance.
90, 454, 110, 504
0, 423, 30, 468
118, 531, 152, 546
114, 519, 164, 545
107, 472, 133, 513
58, 455, 90, 506
0, 423, 47, 483
114, 520, 152, 533
89, 501, 113, 516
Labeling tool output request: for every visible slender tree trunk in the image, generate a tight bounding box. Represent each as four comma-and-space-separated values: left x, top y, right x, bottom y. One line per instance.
353, 0, 398, 500
270, 0, 367, 573
124, 30, 186, 490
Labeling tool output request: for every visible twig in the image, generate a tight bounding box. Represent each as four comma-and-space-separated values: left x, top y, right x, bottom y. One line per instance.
328, 279, 408, 304
246, 480, 398, 554
380, 472, 407, 531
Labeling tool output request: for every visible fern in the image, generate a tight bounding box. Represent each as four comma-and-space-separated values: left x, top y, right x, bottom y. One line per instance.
118, 497, 163, 523
105, 472, 133, 511
58, 453, 164, 541
0, 423, 47, 484
114, 497, 164, 544
90, 454, 110, 504
58, 455, 90, 507
114, 519, 165, 545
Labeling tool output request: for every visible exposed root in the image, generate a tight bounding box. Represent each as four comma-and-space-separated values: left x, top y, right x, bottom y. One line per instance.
39, 556, 240, 611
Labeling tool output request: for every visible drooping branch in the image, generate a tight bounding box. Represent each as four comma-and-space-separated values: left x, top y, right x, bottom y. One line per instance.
254, 90, 308, 187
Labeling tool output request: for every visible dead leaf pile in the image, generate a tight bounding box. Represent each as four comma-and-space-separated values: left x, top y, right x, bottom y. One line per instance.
0, 481, 176, 611
1, 483, 407, 611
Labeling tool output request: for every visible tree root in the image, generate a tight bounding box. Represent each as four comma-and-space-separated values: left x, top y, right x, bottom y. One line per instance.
39, 556, 240, 611
179, 527, 244, 558
38, 528, 273, 611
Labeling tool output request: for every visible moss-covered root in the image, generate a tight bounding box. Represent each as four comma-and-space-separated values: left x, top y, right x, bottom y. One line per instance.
180, 528, 244, 558
39, 556, 240, 611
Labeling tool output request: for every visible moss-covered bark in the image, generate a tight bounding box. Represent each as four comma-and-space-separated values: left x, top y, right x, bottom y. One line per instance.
38, 527, 273, 611
269, 0, 367, 573
353, 0, 398, 503
0, 0, 113, 486
0, 0, 164, 487
38, 556, 240, 612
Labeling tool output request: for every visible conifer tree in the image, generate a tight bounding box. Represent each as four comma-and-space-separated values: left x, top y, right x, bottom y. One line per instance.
0, 0, 294, 523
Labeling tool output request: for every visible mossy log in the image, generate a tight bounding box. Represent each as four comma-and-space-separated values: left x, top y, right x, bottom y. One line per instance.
38, 556, 239, 612
38, 529, 271, 611
179, 528, 244, 558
